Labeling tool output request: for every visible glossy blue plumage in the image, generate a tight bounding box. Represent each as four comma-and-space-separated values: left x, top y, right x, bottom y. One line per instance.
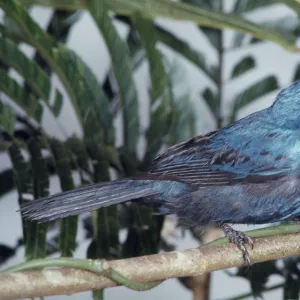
21, 81, 300, 228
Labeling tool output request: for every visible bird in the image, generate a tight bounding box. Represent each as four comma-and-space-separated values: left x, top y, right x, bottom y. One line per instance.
21, 81, 300, 265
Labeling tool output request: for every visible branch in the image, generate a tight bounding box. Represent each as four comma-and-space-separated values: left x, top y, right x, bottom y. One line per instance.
1, 231, 300, 299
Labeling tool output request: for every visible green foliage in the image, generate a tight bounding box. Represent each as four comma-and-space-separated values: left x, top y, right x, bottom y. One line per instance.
231, 56, 255, 79
0, 68, 43, 123
7, 140, 49, 260
133, 13, 173, 166
122, 204, 163, 258
235, 261, 280, 297
282, 257, 300, 300
230, 76, 279, 122
26, 138, 49, 260
0, 102, 16, 136
87, 0, 139, 153
49, 139, 77, 257
0, 37, 51, 102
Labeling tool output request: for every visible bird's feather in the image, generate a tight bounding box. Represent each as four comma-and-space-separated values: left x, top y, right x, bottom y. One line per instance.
149, 110, 299, 187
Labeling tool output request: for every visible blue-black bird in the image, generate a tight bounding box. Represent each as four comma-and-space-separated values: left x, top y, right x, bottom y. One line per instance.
21, 81, 300, 264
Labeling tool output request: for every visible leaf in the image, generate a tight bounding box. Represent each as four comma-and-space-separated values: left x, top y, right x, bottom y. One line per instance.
282, 257, 300, 300
201, 27, 222, 50
132, 13, 172, 167
88, 160, 120, 260
26, 138, 49, 260
202, 87, 218, 117
293, 64, 300, 82
236, 261, 280, 297
231, 56, 255, 78
114, 0, 297, 52
0, 244, 16, 265
2, 4, 113, 141
45, 10, 82, 43
233, 0, 276, 13
92, 290, 104, 300
103, 145, 123, 172
230, 76, 278, 122
181, 0, 211, 10
65, 137, 90, 172
0, 102, 16, 136
19, 0, 299, 51
87, 0, 140, 154
0, 36, 67, 120
232, 16, 300, 49
0, 16, 31, 44
1, 1, 109, 134
0, 68, 43, 123
122, 204, 163, 258
8, 141, 32, 258
49, 138, 77, 257
8, 141, 32, 201
283, 276, 300, 300
52, 89, 63, 117
275, 0, 300, 17
0, 37, 51, 102
155, 25, 216, 81
55, 47, 113, 142
166, 62, 196, 144
84, 138, 120, 265
0, 168, 14, 198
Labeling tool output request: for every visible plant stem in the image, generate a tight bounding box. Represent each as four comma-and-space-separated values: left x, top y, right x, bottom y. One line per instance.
1, 257, 161, 291
206, 223, 300, 246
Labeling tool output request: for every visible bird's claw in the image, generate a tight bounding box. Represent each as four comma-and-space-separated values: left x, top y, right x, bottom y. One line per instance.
218, 223, 254, 265
228, 230, 253, 265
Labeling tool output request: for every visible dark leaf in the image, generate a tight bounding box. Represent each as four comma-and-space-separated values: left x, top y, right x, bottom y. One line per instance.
167, 63, 196, 144
52, 90, 63, 117
0, 244, 16, 265
88, 160, 120, 259
155, 25, 216, 82
0, 36, 51, 102
133, 13, 172, 167
293, 64, 300, 82
230, 76, 278, 122
50, 139, 77, 257
26, 138, 49, 260
0, 68, 43, 123
233, 0, 276, 13
0, 102, 16, 136
122, 204, 164, 258
1, 2, 112, 141
8, 141, 32, 257
283, 276, 300, 300
236, 261, 280, 297
201, 27, 221, 50
232, 16, 300, 49
231, 56, 255, 78
87, 0, 140, 153
202, 87, 218, 117
15, 0, 299, 52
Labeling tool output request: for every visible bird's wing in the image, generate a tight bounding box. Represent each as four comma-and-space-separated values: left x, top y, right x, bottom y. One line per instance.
148, 129, 292, 187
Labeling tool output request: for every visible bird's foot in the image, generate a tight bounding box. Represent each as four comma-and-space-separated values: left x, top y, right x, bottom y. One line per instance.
218, 222, 254, 265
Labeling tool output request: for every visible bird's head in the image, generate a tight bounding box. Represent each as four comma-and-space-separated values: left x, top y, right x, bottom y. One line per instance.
270, 81, 300, 129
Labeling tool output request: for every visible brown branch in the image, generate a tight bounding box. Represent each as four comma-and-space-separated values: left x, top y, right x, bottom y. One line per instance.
1, 233, 300, 299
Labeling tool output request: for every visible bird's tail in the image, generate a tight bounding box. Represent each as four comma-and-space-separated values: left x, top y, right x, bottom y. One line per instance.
20, 178, 160, 222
